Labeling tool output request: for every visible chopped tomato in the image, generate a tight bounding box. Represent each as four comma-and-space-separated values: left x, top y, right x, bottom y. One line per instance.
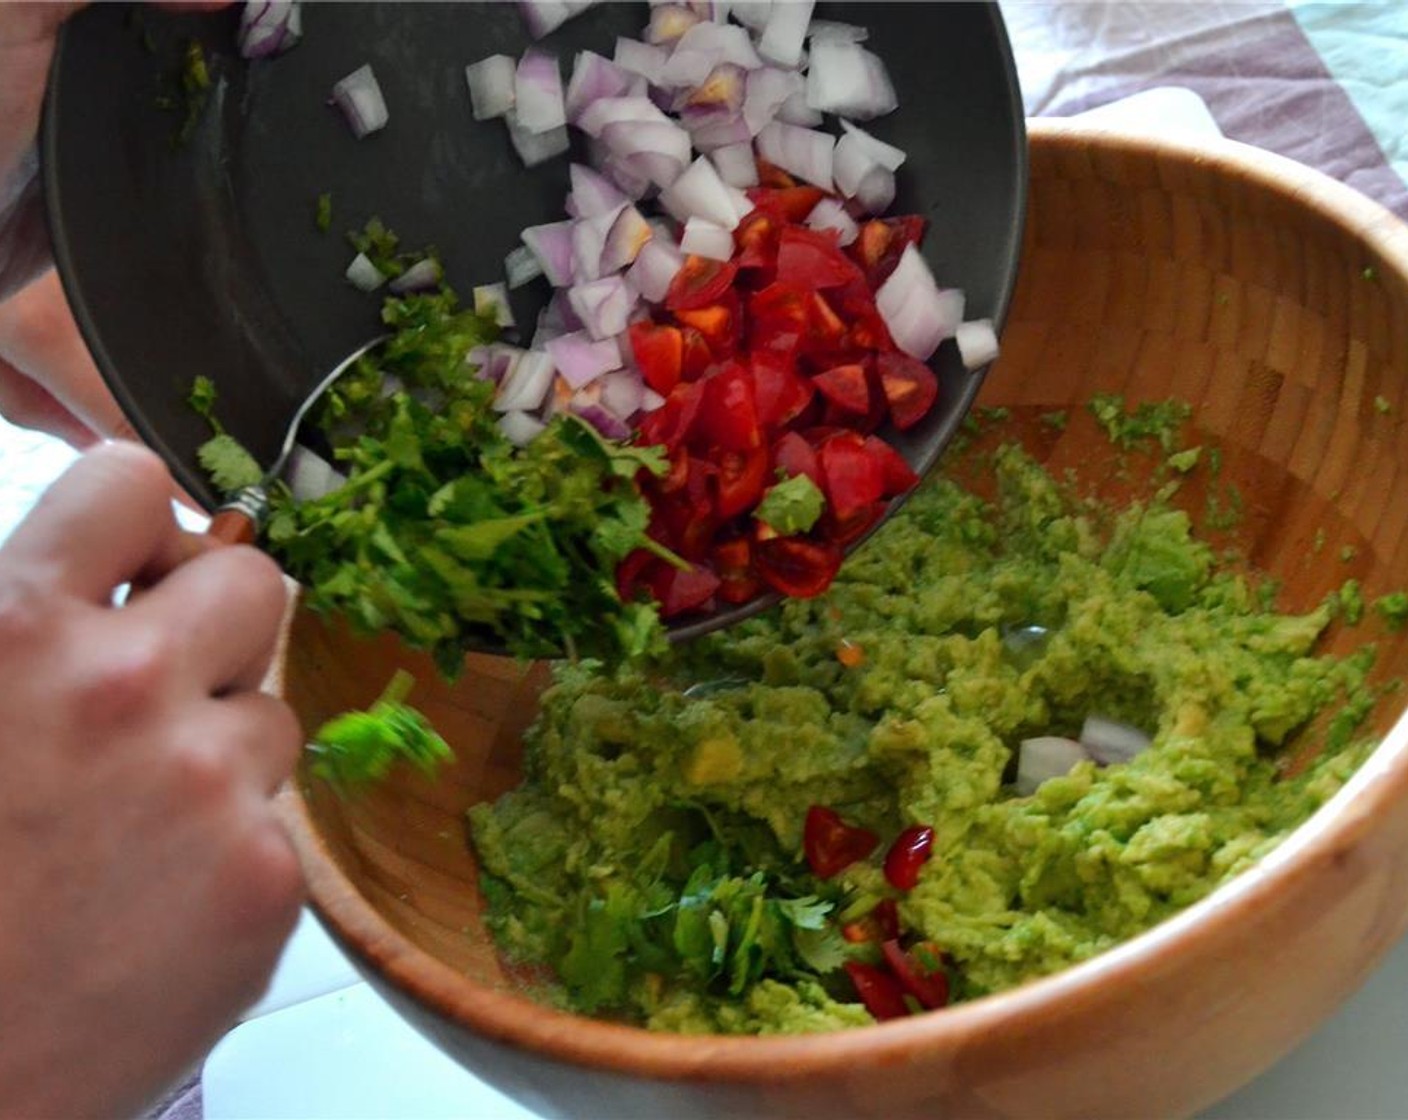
883, 825, 935, 891
734, 210, 781, 271
812, 363, 871, 416
881, 940, 949, 1010
864, 436, 920, 496
803, 292, 849, 358
803, 805, 879, 878
748, 185, 826, 223
713, 445, 770, 520
615, 548, 657, 603
695, 363, 762, 451
679, 326, 714, 381
754, 158, 797, 189
832, 279, 893, 352
748, 282, 811, 344
650, 563, 721, 618
840, 897, 901, 944
666, 255, 738, 311
755, 534, 842, 598
772, 430, 823, 489
637, 380, 704, 452
775, 225, 865, 290
674, 294, 739, 356
628, 321, 683, 396
752, 349, 814, 430
844, 961, 910, 1021
818, 431, 885, 521
711, 536, 762, 604
875, 351, 940, 431
851, 215, 929, 286
819, 501, 884, 546
654, 447, 690, 494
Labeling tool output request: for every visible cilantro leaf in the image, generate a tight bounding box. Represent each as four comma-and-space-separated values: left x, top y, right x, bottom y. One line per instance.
308, 670, 453, 790
188, 375, 221, 433
196, 434, 263, 493
756, 474, 825, 535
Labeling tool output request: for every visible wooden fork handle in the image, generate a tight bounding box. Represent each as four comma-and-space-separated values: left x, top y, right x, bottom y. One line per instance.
208, 508, 259, 545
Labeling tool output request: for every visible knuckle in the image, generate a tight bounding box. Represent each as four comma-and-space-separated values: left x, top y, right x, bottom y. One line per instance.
87, 441, 171, 499
0, 573, 49, 646
168, 742, 238, 807
234, 826, 306, 931
78, 630, 177, 727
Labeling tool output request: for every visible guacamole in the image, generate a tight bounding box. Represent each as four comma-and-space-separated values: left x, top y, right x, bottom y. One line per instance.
468, 435, 1383, 1034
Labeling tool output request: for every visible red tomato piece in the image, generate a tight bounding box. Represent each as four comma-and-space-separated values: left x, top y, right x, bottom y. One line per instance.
881, 940, 949, 1010
850, 215, 929, 286
754, 158, 797, 189
755, 534, 843, 598
831, 279, 893, 353
638, 381, 704, 452
679, 326, 714, 381
812, 363, 871, 417
863, 436, 920, 496
852, 220, 893, 275
713, 445, 771, 520
775, 226, 865, 290
674, 291, 740, 356
883, 825, 935, 891
844, 961, 910, 1021
752, 349, 814, 431
711, 536, 762, 604
628, 321, 684, 396
615, 548, 657, 603
875, 351, 940, 431
772, 431, 823, 489
818, 501, 884, 547
749, 282, 812, 344
748, 185, 826, 223
650, 563, 722, 618
819, 431, 885, 522
803, 805, 879, 878
734, 210, 781, 272
695, 362, 762, 451
803, 292, 849, 359
666, 255, 738, 311
653, 448, 690, 495
873, 898, 901, 942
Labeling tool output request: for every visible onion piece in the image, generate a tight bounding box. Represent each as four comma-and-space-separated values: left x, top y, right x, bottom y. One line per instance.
505, 244, 545, 288
641, 386, 667, 412
681, 62, 747, 116
685, 113, 754, 153
628, 238, 685, 302
465, 55, 517, 121
543, 289, 585, 334
1079, 716, 1152, 766
672, 21, 763, 70
598, 368, 646, 418
776, 88, 822, 127
647, 4, 701, 46
469, 344, 521, 382
757, 0, 813, 68
568, 163, 629, 218
519, 0, 572, 39
1015, 737, 1089, 796
546, 330, 623, 389
601, 119, 692, 187
806, 198, 858, 247
571, 390, 633, 440
568, 276, 636, 340
506, 111, 570, 167
839, 119, 906, 171
876, 245, 962, 360
389, 258, 442, 294
514, 50, 566, 134
755, 120, 833, 189
659, 156, 744, 230
564, 51, 633, 123
571, 203, 627, 282
742, 66, 799, 135
680, 217, 734, 261
730, 0, 771, 30
711, 142, 759, 188
498, 410, 547, 447
522, 221, 576, 286
473, 283, 516, 328
600, 206, 655, 273
833, 132, 880, 197
614, 37, 670, 84
286, 446, 346, 501
576, 95, 670, 137
493, 350, 556, 412
853, 165, 896, 215
239, 1, 302, 60
658, 49, 716, 90
807, 19, 867, 43
805, 40, 897, 120
330, 64, 389, 139
955, 319, 1000, 371
345, 252, 386, 292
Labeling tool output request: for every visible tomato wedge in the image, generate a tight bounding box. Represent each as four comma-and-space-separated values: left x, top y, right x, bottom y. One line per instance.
875, 351, 940, 431
711, 536, 762, 604
713, 445, 770, 520
755, 534, 842, 598
813, 363, 871, 417
775, 225, 865, 289
734, 209, 781, 272
803, 805, 879, 878
844, 961, 910, 1021
772, 430, 823, 489
748, 185, 825, 223
638, 381, 704, 452
881, 940, 949, 1010
679, 326, 714, 381
755, 158, 797, 189
864, 436, 920, 496
666, 255, 738, 311
884, 825, 935, 891
628, 321, 684, 396
694, 363, 762, 452
749, 282, 811, 344
675, 297, 739, 357
818, 431, 885, 521
650, 563, 721, 618
752, 349, 814, 430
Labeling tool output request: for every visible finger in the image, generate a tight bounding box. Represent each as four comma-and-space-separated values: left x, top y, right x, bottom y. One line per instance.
126, 542, 289, 695
0, 354, 98, 447
199, 690, 305, 796
1, 441, 190, 601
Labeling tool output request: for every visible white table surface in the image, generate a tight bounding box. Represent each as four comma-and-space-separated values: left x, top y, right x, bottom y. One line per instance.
3, 86, 1404, 1120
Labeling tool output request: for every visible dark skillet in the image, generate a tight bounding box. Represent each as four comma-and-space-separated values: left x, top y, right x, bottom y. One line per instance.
41, 1, 1026, 642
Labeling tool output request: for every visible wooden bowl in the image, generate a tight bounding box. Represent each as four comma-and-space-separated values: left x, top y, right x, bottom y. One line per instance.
275, 121, 1408, 1118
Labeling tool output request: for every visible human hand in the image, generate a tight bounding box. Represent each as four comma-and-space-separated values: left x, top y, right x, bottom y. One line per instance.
0, 442, 304, 1119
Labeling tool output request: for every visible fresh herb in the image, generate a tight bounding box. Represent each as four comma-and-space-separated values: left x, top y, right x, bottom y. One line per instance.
1376, 591, 1408, 631
1341, 545, 1358, 563
756, 474, 825, 535
315, 193, 334, 233
1039, 410, 1068, 432
1166, 446, 1201, 474
1374, 395, 1392, 415
308, 670, 453, 789
1088, 394, 1191, 452
197, 434, 262, 492
1340, 579, 1364, 625
1364, 266, 1379, 282
155, 38, 213, 147
347, 217, 439, 282
188, 374, 222, 434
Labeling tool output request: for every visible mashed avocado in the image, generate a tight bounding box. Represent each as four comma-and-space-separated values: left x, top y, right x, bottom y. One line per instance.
468, 435, 1383, 1035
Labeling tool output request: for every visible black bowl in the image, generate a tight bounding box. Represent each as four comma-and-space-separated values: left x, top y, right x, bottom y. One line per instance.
42, 1, 1025, 639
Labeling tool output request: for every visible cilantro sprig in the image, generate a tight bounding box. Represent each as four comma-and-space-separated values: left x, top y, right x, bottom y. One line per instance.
308, 670, 452, 789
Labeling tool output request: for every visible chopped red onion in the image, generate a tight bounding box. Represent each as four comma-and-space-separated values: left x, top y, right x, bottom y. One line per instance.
627, 238, 684, 302
660, 156, 745, 230
658, 49, 716, 91
572, 395, 633, 441
641, 386, 667, 412
775, 87, 822, 127
238, 1, 302, 60
680, 217, 734, 261
571, 203, 627, 282
565, 51, 633, 123
286, 445, 346, 501
600, 205, 655, 273
614, 37, 670, 84
807, 19, 867, 43
681, 62, 747, 116
598, 368, 646, 418
345, 252, 386, 292
505, 244, 545, 288
877, 247, 964, 361
389, 258, 442, 294
515, 50, 566, 134
833, 132, 878, 198
466, 55, 517, 121
331, 64, 388, 139
742, 66, 799, 135
568, 276, 636, 340
576, 95, 670, 137
522, 221, 577, 287
518, 0, 572, 39
646, 4, 701, 45
755, 120, 833, 189
569, 163, 629, 218
470, 344, 521, 383
838, 120, 906, 171
805, 40, 896, 120
853, 165, 896, 215
601, 153, 655, 199
601, 120, 692, 186
673, 21, 763, 70
711, 142, 758, 188
493, 350, 557, 412
1079, 716, 1152, 766
1016, 737, 1089, 796
543, 288, 586, 334
473, 283, 516, 328
806, 198, 858, 246
955, 319, 1000, 371
730, 0, 771, 31
546, 330, 623, 389
506, 111, 569, 168
685, 113, 755, 153
757, 0, 813, 67
498, 410, 547, 447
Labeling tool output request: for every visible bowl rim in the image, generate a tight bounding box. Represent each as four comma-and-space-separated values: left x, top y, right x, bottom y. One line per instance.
278, 120, 1408, 1083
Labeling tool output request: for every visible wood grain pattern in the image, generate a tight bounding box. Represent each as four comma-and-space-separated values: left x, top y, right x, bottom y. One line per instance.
274, 124, 1408, 1118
